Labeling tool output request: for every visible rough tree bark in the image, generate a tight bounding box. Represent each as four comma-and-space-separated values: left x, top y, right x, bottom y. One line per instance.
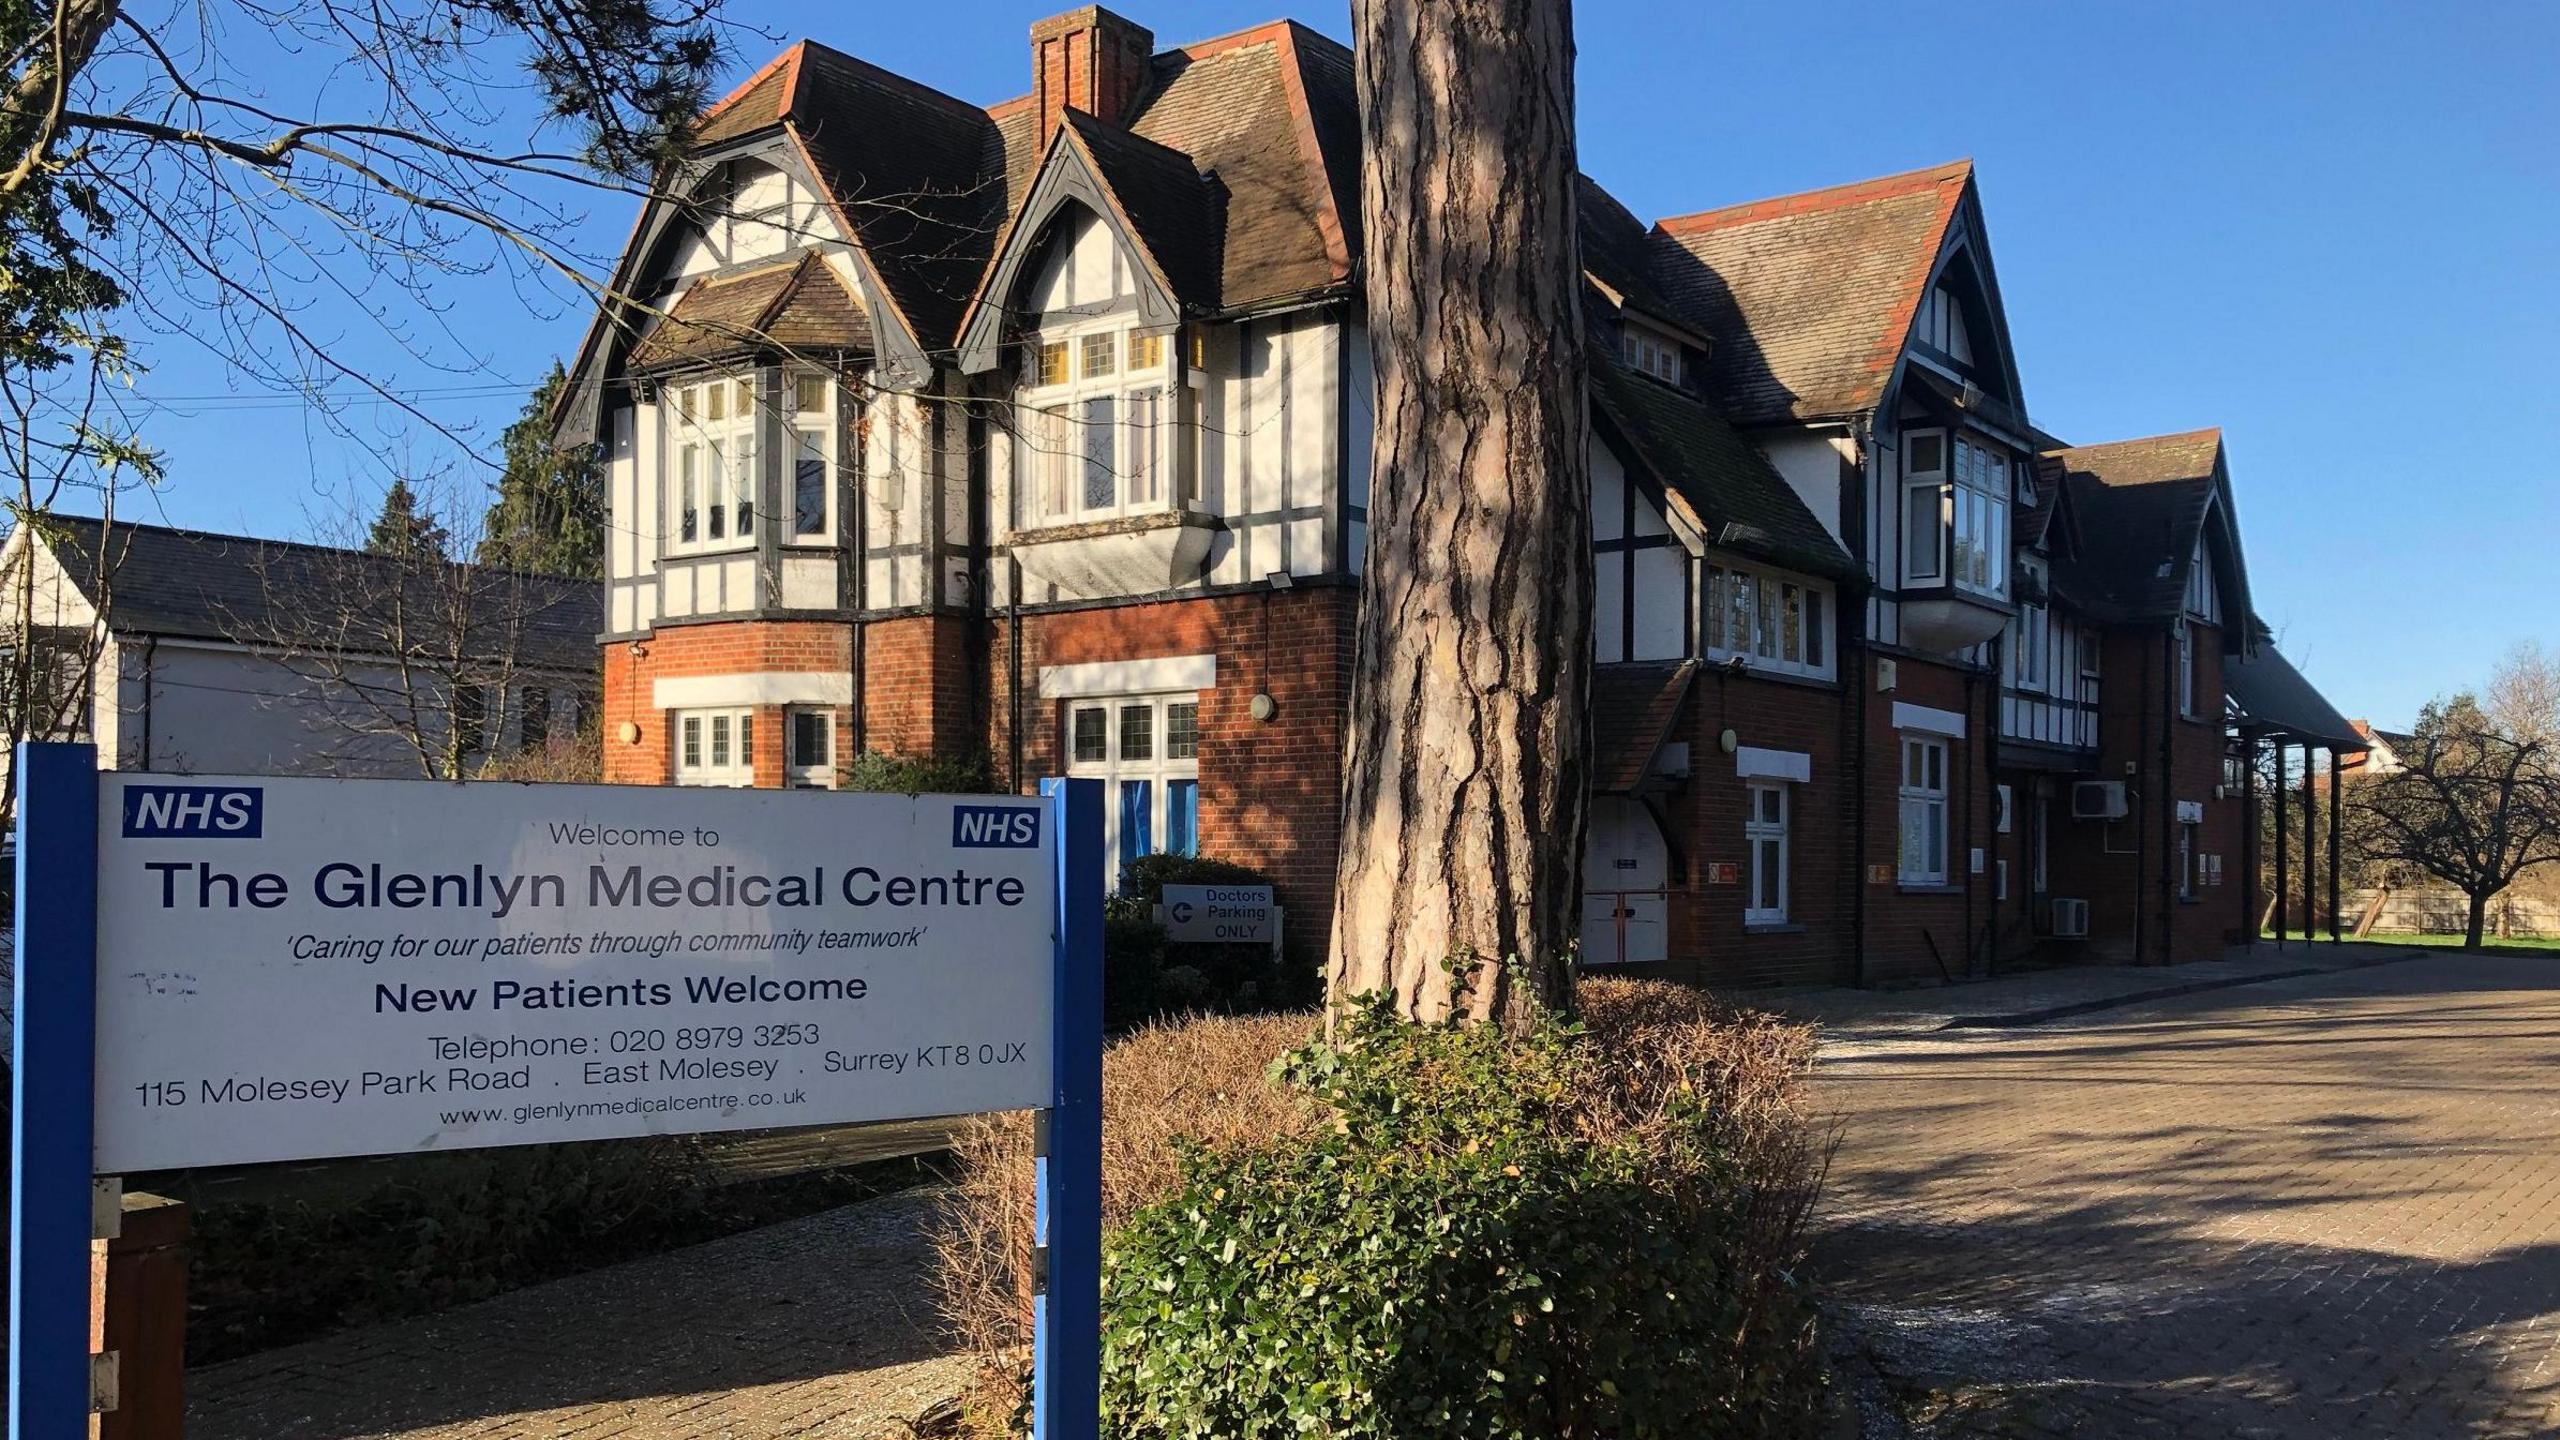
1328, 0, 1590, 1031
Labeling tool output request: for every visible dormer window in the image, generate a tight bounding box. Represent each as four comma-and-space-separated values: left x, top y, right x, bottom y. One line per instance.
1021, 321, 1177, 525
1623, 323, 1685, 385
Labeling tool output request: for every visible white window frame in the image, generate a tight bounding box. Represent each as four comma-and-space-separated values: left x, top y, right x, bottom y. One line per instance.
1951, 436, 2010, 599
1744, 783, 1789, 925
1903, 429, 1947, 584
663, 371, 763, 557
1019, 321, 1174, 527
784, 705, 834, 789
1702, 559, 1833, 680
1623, 323, 1684, 385
1063, 691, 1202, 886
2014, 593, 2049, 691
784, 370, 838, 543
674, 707, 755, 787
1897, 734, 1950, 885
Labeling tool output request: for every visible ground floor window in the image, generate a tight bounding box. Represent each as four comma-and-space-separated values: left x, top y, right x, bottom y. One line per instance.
1065, 693, 1201, 885
786, 707, 834, 789
1898, 735, 1949, 884
675, 707, 754, 787
1745, 783, 1789, 924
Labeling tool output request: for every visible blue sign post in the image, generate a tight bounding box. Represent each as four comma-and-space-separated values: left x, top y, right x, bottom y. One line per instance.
11, 743, 99, 1438
1034, 777, 1104, 1440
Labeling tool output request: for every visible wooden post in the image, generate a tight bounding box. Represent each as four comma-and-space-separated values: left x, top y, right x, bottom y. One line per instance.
2301, 743, 2317, 941
2241, 734, 2260, 945
100, 1195, 188, 1440
2327, 746, 2343, 945
2272, 741, 2288, 945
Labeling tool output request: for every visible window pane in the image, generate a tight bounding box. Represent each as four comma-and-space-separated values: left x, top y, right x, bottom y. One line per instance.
792, 373, 826, 413
1781, 584, 1802, 663
1081, 395, 1115, 510
790, 711, 830, 768
1909, 433, 1943, 474
1166, 701, 1199, 760
680, 446, 700, 543
707, 438, 727, 538
1704, 567, 1728, 652
732, 430, 756, 533
1724, 571, 1751, 657
794, 429, 827, 534
1118, 702, 1154, 761
1071, 706, 1107, 764
739, 712, 752, 767
1757, 839, 1780, 909
1126, 388, 1160, 505
1905, 484, 1940, 579
676, 385, 697, 422
1129, 331, 1165, 372
1927, 744, 1944, 791
1081, 332, 1116, 379
1038, 341, 1069, 387
706, 383, 726, 422
1120, 780, 1153, 861
1805, 589, 1825, 668
1040, 407, 1070, 519
710, 714, 730, 767
1166, 778, 1199, 857
1755, 578, 1779, 658
734, 378, 755, 415
682, 717, 701, 767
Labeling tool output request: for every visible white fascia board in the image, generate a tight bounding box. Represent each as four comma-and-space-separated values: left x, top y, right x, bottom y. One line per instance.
1734, 746, 1812, 783
1891, 701, 1968, 739
1037, 654, 1216, 699
653, 673, 854, 709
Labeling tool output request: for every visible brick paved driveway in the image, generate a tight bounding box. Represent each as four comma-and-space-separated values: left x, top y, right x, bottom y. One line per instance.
1815, 954, 2560, 1437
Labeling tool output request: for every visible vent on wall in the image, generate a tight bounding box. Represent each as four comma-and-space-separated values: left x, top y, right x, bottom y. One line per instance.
2071, 780, 2129, 820
2051, 898, 2090, 938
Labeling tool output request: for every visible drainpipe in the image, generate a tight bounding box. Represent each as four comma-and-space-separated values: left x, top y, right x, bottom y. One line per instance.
2158, 626, 2177, 965
2132, 632, 2152, 965
137, 634, 157, 769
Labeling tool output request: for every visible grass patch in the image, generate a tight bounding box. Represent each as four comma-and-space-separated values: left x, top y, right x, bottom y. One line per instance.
2289, 931, 2560, 955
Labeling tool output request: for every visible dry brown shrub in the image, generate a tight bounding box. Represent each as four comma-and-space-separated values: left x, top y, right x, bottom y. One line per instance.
933, 1009, 1320, 1427
933, 981, 1826, 1435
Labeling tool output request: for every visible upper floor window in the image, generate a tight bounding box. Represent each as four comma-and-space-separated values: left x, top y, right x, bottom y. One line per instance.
1900, 429, 2009, 598
2177, 619, 2202, 720
1623, 323, 1684, 385
1914, 284, 1975, 365
2014, 598, 2049, 691
1022, 322, 1174, 527
1703, 561, 1831, 680
786, 371, 837, 541
2184, 538, 2221, 623
666, 373, 759, 555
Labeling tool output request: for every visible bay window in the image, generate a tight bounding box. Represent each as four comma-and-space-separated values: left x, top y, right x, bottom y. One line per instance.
1702, 560, 1831, 680
1901, 429, 2011, 598
675, 707, 755, 787
1897, 735, 1949, 885
1020, 322, 1174, 526
1064, 693, 1201, 886
787, 371, 836, 540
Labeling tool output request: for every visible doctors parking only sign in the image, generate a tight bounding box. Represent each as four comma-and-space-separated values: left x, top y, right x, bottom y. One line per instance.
93, 775, 1057, 1172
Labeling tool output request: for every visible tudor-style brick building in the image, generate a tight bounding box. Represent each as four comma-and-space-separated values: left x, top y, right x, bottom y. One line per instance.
557, 5, 2353, 985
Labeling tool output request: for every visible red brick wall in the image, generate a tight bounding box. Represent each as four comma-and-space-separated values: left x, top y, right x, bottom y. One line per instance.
1857, 652, 1999, 986
600, 620, 853, 786
1658, 667, 1854, 988
860, 614, 979, 762
986, 586, 1358, 968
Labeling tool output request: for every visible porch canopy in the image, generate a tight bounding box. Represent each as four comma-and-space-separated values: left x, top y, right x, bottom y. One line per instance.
2227, 644, 2361, 749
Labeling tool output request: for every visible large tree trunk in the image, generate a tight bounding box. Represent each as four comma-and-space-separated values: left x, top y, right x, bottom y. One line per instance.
1329, 0, 1591, 1032
2466, 889, 2489, 950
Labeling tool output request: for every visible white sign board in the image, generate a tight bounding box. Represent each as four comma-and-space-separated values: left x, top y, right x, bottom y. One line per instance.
1160, 884, 1276, 945
93, 775, 1056, 1172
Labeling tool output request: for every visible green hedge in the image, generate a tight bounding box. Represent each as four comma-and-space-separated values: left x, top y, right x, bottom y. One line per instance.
1098, 997, 1824, 1438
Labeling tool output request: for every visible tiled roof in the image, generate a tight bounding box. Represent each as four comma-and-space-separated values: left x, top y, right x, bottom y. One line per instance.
1578, 176, 1686, 329
1589, 357, 1859, 583
2044, 428, 2223, 620
629, 253, 871, 369
1649, 160, 1972, 425
40, 516, 600, 674
1592, 661, 1696, 795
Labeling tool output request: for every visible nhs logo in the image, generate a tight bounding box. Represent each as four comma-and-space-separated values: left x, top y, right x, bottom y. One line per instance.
122, 785, 264, 839
950, 804, 1041, 849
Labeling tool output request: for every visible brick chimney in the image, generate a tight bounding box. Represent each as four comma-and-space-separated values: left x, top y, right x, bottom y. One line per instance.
1031, 6, 1154, 146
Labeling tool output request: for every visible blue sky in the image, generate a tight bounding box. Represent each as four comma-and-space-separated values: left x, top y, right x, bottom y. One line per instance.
113, 0, 2557, 727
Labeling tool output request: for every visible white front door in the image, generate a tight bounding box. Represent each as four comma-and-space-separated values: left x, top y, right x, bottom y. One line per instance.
1581, 797, 1669, 965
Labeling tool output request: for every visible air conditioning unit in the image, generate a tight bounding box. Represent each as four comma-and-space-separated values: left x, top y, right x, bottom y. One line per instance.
2051, 898, 2090, 938
2071, 780, 2129, 820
